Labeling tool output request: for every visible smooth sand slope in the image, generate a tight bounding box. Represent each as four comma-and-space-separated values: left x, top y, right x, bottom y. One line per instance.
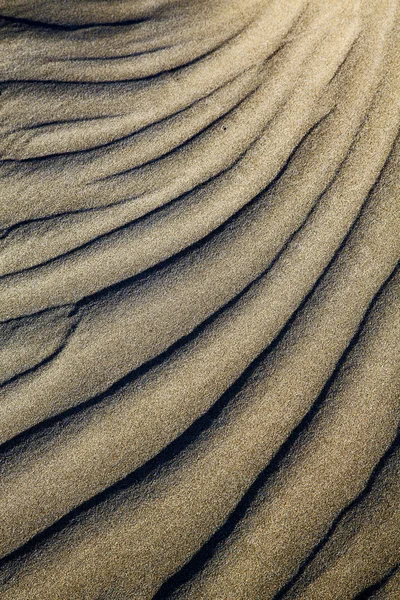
0, 0, 399, 598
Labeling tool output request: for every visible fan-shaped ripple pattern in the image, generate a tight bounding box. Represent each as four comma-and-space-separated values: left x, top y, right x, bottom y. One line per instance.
0, 0, 399, 598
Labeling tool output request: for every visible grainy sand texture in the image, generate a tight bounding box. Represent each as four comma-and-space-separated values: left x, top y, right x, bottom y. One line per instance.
0, 0, 399, 598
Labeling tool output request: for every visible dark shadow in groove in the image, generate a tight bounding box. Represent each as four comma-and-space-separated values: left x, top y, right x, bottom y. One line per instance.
0, 62, 263, 167
0, 14, 151, 32
1, 110, 389, 442
0, 288, 303, 567
91, 77, 267, 184
326, 33, 359, 85
0, 70, 266, 276
1, 245, 397, 583
1, 0, 309, 146
1, 91, 396, 570
0, 10, 264, 85
1, 24, 280, 163
76, 103, 395, 314
46, 18, 259, 74
63, 44, 175, 62
1, 119, 396, 448
0, 227, 10, 240
153, 270, 400, 600
0, 307, 81, 389
0, 103, 322, 316
0, 169, 327, 452
151, 262, 400, 598
353, 565, 399, 600
11, 113, 123, 133
0, 105, 328, 320
0, 1, 307, 87
58, 13, 260, 65
2, 29, 382, 281
75, 110, 333, 309
0, 301, 76, 326
0, 253, 332, 569
1, 77, 291, 281
272, 432, 400, 600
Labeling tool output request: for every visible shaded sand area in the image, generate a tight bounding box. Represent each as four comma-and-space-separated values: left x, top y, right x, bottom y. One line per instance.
0, 0, 399, 598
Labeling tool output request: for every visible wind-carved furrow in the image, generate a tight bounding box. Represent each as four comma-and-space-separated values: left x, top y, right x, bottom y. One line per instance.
0, 103, 398, 567
0, 4, 332, 272
153, 268, 400, 600
0, 0, 307, 161
0, 311, 80, 389
273, 446, 400, 600
0, 0, 399, 598
0, 96, 339, 311
2, 21, 376, 278
0, 0, 382, 243
279, 439, 400, 600
0, 10, 363, 315
0, 15, 154, 31
0, 306, 79, 384
0, 67, 267, 261
355, 568, 400, 600
0, 0, 174, 27
0, 0, 389, 307
0, 0, 265, 82
0, 194, 398, 598
0, 0, 398, 455
0, 65, 266, 235
366, 568, 400, 599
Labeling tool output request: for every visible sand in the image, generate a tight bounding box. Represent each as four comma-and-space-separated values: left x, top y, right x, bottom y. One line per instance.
0, 0, 399, 598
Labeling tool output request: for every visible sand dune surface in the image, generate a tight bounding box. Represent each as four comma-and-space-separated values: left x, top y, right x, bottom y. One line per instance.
0, 0, 399, 598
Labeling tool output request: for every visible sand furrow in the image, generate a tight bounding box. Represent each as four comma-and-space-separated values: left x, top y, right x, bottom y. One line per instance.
0, 7, 343, 230
280, 443, 400, 600
0, 49, 398, 556
1, 27, 398, 445
0, 18, 366, 315
0, 1, 263, 82
0, 237, 398, 600
0, 0, 305, 159
368, 569, 400, 600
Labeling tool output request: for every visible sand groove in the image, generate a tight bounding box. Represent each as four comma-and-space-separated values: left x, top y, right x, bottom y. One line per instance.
0, 0, 399, 598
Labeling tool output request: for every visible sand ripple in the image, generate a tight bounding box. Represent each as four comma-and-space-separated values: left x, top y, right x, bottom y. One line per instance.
0, 0, 399, 598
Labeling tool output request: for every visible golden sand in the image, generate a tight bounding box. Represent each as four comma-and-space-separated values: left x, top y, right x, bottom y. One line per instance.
0, 0, 399, 598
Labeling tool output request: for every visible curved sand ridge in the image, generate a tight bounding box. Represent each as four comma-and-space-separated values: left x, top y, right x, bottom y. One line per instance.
0, 0, 399, 598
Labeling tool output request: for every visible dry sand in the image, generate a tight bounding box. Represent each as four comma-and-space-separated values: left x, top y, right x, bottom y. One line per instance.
0, 0, 399, 598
